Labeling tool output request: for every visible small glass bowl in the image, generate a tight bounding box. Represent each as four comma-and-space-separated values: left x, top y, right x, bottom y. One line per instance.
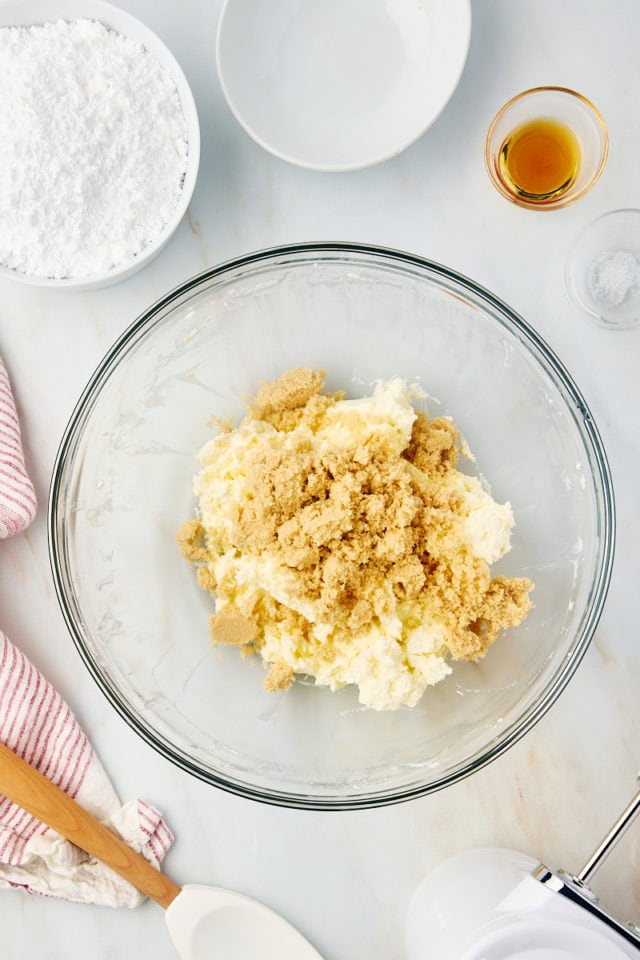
485, 86, 608, 210
565, 209, 640, 329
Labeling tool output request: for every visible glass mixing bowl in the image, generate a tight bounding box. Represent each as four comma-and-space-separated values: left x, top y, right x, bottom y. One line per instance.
49, 244, 614, 809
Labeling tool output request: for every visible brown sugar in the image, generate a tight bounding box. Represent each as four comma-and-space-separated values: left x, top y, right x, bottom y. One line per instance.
264, 661, 295, 692
227, 421, 530, 656
176, 518, 208, 562
248, 367, 326, 432
209, 608, 258, 648
403, 412, 460, 475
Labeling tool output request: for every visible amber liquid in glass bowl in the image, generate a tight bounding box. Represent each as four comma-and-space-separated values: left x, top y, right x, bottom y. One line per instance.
498, 118, 581, 202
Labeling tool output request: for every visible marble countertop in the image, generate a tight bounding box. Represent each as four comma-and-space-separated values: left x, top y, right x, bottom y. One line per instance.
1, 1, 639, 957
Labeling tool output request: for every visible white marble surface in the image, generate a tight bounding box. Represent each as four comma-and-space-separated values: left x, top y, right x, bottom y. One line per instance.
1, 1, 640, 957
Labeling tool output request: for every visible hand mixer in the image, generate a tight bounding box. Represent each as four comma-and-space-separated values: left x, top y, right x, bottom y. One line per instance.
406, 774, 640, 959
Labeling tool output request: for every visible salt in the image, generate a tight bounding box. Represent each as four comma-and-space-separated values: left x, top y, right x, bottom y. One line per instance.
0, 19, 189, 280
587, 249, 640, 308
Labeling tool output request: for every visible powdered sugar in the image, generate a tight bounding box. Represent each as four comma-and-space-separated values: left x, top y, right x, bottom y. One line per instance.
0, 18, 189, 280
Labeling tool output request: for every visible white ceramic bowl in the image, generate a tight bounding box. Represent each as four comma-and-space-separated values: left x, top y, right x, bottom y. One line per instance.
216, 0, 471, 171
0, 0, 200, 291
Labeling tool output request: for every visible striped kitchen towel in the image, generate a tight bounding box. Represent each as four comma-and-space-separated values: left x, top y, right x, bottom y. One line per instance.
0, 355, 36, 538
0, 631, 174, 906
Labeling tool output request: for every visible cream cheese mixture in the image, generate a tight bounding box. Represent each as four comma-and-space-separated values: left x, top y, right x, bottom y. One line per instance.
178, 369, 533, 710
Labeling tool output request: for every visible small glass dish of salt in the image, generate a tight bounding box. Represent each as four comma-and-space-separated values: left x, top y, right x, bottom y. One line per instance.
565, 209, 640, 328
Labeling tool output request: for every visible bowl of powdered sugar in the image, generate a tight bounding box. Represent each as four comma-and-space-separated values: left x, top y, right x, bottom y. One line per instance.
0, 0, 200, 289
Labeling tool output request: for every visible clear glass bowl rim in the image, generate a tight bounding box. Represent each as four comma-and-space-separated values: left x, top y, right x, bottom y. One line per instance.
48, 242, 616, 810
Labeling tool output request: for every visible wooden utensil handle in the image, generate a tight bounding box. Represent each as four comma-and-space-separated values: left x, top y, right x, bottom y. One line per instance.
0, 740, 181, 909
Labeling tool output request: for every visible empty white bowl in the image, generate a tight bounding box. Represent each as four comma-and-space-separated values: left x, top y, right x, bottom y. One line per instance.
216, 0, 471, 171
0, 0, 200, 290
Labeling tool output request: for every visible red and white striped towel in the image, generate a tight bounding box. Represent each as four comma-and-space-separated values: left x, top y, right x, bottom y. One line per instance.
0, 632, 174, 906
0, 355, 36, 538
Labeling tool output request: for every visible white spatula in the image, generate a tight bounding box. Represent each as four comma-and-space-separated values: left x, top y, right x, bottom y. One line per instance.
0, 741, 323, 960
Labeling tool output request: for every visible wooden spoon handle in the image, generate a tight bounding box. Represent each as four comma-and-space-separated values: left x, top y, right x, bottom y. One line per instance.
0, 740, 181, 909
